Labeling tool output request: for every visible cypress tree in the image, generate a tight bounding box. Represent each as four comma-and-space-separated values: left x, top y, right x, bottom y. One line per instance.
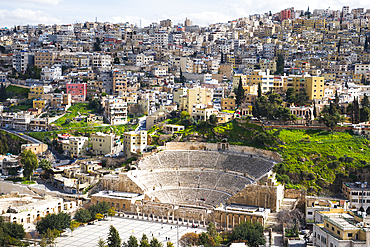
258, 83, 262, 98
313, 101, 317, 118
236, 77, 245, 106
107, 225, 121, 247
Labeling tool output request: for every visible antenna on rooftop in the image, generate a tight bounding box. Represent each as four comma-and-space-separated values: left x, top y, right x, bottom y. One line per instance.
95, 17, 97, 23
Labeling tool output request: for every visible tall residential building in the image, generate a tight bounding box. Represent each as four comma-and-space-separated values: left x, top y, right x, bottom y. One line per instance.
103, 96, 128, 125
66, 83, 87, 102
154, 32, 169, 47
34, 50, 57, 68
12, 51, 34, 72
285, 75, 325, 100
160, 19, 172, 28
113, 70, 127, 95
123, 131, 147, 159
179, 87, 213, 114
280, 9, 291, 21
184, 18, 193, 27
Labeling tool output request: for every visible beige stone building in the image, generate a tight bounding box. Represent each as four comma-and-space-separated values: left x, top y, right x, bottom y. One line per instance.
21, 143, 48, 155
123, 131, 147, 159
91, 132, 123, 156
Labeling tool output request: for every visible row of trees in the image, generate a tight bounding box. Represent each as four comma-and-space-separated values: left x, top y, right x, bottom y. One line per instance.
179, 221, 265, 247
98, 227, 172, 247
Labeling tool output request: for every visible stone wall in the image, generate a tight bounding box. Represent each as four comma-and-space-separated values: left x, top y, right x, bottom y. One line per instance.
227, 183, 284, 212
165, 142, 282, 163
284, 189, 303, 199
100, 173, 144, 194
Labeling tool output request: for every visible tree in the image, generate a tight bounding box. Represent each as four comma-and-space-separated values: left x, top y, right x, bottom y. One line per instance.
98, 236, 107, 247
94, 37, 102, 51
362, 94, 370, 108
257, 83, 262, 98
334, 90, 340, 109
107, 225, 121, 247
74, 208, 91, 223
36, 212, 71, 235
127, 235, 139, 247
235, 77, 245, 106
44, 228, 59, 246
150, 237, 162, 247
360, 106, 370, 122
108, 207, 116, 221
0, 83, 7, 102
20, 149, 38, 181
285, 88, 295, 104
209, 114, 217, 125
230, 221, 266, 247
64, 118, 72, 125
313, 101, 317, 118
275, 54, 284, 75
354, 97, 360, 124
69, 221, 80, 237
39, 159, 51, 171
180, 232, 199, 247
95, 213, 104, 225
295, 88, 309, 106
140, 234, 150, 247
113, 57, 120, 64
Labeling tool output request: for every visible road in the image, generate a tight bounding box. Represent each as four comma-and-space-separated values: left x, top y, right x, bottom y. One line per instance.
1, 128, 42, 143
0, 128, 70, 166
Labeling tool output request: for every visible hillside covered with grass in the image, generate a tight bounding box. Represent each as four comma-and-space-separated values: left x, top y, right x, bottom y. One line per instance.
272, 129, 370, 195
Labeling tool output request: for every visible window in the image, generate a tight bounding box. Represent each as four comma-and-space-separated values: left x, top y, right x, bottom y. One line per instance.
348, 233, 353, 238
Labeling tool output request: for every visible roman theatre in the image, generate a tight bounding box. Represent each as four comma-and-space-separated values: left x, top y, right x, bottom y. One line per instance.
93, 142, 284, 229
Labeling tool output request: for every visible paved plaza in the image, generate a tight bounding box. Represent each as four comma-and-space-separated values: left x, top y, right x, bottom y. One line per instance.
56, 216, 205, 247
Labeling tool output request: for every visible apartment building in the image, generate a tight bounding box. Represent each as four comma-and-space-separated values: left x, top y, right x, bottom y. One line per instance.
154, 32, 169, 47
221, 98, 236, 110
113, 70, 127, 95
313, 209, 370, 247
355, 64, 370, 75
12, 51, 34, 72
91, 53, 112, 68
66, 83, 87, 102
123, 131, 147, 159
34, 50, 57, 68
40, 65, 62, 81
29, 118, 48, 131
32, 99, 47, 109
28, 85, 53, 99
59, 135, 88, 158
342, 182, 370, 211
0, 111, 33, 131
50, 93, 72, 110
103, 96, 128, 125
179, 87, 213, 114
90, 132, 123, 155
285, 75, 325, 100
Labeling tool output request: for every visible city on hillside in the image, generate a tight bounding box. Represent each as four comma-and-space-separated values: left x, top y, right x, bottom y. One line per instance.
1, 5, 370, 247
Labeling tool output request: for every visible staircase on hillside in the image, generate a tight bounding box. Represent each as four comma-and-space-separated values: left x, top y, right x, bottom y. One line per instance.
280, 198, 297, 211
265, 198, 298, 228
